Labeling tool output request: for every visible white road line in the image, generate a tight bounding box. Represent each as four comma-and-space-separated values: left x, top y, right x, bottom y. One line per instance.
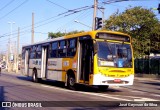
41, 85, 75, 92
151, 94, 160, 97
134, 98, 158, 101
131, 90, 144, 93
41, 85, 159, 101
41, 85, 131, 101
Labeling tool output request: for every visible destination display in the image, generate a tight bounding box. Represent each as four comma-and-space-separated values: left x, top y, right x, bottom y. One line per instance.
96, 33, 130, 42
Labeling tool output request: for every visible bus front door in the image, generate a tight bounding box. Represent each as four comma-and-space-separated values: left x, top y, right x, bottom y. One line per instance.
41, 45, 49, 79
24, 49, 29, 76
79, 39, 93, 84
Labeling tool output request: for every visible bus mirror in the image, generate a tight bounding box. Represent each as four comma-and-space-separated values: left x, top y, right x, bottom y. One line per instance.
94, 42, 98, 55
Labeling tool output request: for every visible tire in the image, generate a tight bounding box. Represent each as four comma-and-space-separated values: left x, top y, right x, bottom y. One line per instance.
98, 85, 109, 91
67, 75, 75, 90
32, 70, 38, 83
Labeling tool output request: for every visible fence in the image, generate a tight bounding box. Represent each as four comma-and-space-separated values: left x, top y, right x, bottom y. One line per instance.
134, 58, 160, 75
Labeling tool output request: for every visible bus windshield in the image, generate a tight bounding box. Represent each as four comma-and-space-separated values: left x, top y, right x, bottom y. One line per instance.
97, 41, 132, 68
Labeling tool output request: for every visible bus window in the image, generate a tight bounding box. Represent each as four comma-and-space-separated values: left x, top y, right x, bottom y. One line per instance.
58, 40, 67, 57
36, 45, 42, 59
30, 46, 36, 59
22, 48, 26, 59
49, 42, 58, 58
67, 38, 77, 57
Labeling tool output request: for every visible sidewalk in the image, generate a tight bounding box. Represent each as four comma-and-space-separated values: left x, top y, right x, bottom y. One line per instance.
1, 69, 22, 76
135, 73, 160, 80
134, 77, 160, 82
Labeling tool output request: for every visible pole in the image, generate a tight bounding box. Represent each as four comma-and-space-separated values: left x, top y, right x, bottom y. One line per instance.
102, 7, 105, 28
92, 0, 97, 30
32, 12, 34, 44
6, 44, 8, 70
8, 22, 15, 72
14, 41, 16, 72
16, 27, 20, 73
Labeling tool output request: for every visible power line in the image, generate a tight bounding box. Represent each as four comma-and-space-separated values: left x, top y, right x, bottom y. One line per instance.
56, 8, 92, 32
0, 5, 93, 38
46, 0, 69, 10
102, 0, 155, 4
0, 0, 16, 12
0, 0, 28, 20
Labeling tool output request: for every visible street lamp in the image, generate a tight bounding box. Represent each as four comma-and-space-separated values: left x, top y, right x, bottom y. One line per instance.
74, 20, 92, 29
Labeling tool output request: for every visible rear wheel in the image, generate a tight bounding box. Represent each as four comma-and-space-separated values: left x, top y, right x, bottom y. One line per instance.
67, 74, 75, 90
32, 70, 38, 83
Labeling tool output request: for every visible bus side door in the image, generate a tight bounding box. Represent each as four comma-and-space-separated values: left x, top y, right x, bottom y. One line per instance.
78, 37, 93, 84
24, 49, 30, 76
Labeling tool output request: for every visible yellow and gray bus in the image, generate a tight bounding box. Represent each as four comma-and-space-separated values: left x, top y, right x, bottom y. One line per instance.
21, 30, 134, 90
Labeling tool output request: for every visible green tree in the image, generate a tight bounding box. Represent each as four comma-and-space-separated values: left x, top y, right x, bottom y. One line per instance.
104, 6, 159, 58
48, 30, 84, 39
48, 31, 65, 38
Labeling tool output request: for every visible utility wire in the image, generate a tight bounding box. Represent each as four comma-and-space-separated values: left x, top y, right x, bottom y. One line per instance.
56, 8, 92, 32
46, 0, 69, 10
0, 5, 93, 38
0, 0, 28, 20
102, 0, 153, 4
0, 0, 16, 12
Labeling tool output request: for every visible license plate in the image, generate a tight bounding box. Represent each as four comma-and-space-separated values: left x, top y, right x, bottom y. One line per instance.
114, 79, 121, 83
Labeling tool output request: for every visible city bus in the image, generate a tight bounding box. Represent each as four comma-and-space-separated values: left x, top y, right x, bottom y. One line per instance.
21, 30, 134, 90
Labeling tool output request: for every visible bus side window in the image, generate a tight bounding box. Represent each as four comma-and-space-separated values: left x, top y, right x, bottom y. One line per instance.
58, 40, 67, 57
30, 46, 36, 59
67, 38, 77, 57
22, 48, 26, 59
36, 45, 42, 59
49, 42, 58, 58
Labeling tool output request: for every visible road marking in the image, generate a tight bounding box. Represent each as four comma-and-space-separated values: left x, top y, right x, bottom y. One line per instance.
131, 90, 144, 93
41, 85, 75, 92
41, 85, 158, 101
151, 94, 160, 97
134, 98, 158, 101
41, 85, 131, 101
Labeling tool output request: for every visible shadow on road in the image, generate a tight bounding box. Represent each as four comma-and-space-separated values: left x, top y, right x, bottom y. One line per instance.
0, 86, 8, 110
17, 76, 122, 93
143, 82, 160, 86
16, 76, 32, 82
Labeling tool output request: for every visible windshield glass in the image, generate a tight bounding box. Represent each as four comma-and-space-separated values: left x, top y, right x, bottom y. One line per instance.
97, 41, 132, 68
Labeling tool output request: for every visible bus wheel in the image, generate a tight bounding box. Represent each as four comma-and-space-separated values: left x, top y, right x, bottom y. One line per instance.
67, 75, 75, 90
98, 85, 109, 91
32, 70, 38, 83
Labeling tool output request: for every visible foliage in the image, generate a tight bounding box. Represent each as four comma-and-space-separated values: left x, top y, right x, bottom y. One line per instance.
104, 6, 160, 58
48, 30, 84, 39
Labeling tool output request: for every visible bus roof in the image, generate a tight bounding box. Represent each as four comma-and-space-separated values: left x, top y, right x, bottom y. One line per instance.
22, 30, 130, 48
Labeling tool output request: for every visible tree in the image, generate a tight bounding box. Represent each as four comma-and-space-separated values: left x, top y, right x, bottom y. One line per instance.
48, 31, 65, 38
104, 6, 159, 58
48, 30, 84, 39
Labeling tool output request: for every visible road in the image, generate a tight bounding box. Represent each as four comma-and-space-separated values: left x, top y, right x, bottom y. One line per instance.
0, 72, 160, 110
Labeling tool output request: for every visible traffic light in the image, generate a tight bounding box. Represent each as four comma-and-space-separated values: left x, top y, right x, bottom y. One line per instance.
158, 4, 160, 14
95, 17, 102, 30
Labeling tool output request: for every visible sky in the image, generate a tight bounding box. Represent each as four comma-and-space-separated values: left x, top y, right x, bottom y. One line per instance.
0, 0, 160, 53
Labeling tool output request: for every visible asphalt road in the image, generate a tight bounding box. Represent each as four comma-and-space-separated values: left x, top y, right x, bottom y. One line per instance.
0, 72, 160, 110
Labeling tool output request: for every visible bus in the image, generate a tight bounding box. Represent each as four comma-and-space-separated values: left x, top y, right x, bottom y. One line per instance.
21, 30, 134, 90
